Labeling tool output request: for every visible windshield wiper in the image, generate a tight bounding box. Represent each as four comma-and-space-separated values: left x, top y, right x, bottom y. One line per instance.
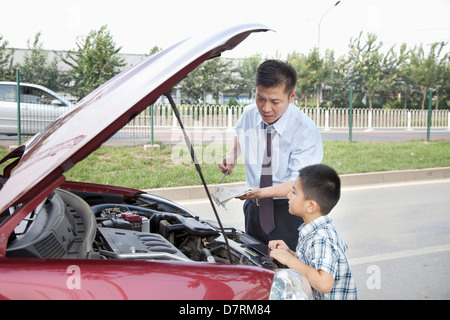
165, 92, 233, 263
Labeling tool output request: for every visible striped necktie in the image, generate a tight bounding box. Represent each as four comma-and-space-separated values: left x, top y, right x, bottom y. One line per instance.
259, 124, 275, 234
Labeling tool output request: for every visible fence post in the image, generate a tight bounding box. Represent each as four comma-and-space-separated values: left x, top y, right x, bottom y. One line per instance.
16, 69, 21, 145
366, 109, 373, 131
349, 87, 353, 143
407, 111, 413, 131
324, 109, 330, 131
227, 106, 233, 130
150, 104, 154, 144
427, 90, 432, 142
448, 112, 450, 131
172, 107, 178, 130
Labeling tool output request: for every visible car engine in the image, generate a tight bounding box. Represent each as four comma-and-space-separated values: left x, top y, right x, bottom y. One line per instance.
3, 186, 277, 269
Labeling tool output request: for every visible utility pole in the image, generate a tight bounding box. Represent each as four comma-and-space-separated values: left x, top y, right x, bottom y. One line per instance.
317, 1, 341, 108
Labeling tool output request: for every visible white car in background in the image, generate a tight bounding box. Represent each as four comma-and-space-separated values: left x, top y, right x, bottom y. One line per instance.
0, 82, 73, 135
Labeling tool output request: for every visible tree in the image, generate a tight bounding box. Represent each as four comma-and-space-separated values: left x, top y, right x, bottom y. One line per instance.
287, 49, 323, 107
148, 45, 162, 56
347, 32, 386, 109
179, 58, 233, 104
393, 44, 416, 109
17, 32, 60, 91
305, 48, 322, 108
317, 49, 336, 107
179, 64, 203, 103
438, 52, 450, 109
326, 55, 351, 108
409, 42, 448, 110
62, 25, 126, 100
235, 54, 262, 101
0, 34, 15, 81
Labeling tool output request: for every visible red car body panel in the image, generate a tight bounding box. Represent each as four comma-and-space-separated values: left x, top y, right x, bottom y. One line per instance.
60, 180, 145, 200
0, 259, 274, 300
0, 24, 276, 300
0, 180, 276, 300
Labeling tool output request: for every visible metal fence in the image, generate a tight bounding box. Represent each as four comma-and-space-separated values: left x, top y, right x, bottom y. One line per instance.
6, 99, 450, 140
302, 107, 450, 129
125, 104, 245, 128
4, 75, 449, 141
119, 104, 450, 137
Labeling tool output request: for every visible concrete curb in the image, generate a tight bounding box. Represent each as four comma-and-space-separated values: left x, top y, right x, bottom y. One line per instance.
144, 167, 450, 201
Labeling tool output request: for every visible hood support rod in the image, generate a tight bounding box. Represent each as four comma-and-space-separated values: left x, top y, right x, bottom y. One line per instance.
165, 92, 233, 263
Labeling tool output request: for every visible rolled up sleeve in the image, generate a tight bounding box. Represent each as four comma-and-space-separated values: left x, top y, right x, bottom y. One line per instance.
287, 128, 324, 180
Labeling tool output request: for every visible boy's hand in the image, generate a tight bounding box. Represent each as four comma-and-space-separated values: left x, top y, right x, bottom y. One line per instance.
269, 248, 294, 266
268, 240, 295, 266
268, 240, 289, 251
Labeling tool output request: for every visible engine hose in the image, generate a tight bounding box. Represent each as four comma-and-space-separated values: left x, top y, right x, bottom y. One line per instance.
201, 248, 216, 263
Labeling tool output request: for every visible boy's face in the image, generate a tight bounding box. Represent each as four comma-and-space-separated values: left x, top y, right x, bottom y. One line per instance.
287, 177, 309, 218
255, 84, 295, 125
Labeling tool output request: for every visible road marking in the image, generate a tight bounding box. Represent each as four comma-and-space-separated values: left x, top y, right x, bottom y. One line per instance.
342, 178, 450, 192
349, 244, 450, 266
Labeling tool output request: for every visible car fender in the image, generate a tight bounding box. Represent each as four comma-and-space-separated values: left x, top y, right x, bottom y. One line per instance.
0, 258, 275, 300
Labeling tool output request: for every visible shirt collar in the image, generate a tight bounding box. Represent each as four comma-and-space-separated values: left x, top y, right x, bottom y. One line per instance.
256, 103, 293, 136
298, 215, 332, 239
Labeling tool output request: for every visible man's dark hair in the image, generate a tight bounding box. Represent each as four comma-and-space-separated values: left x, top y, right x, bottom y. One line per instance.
255, 59, 297, 95
298, 164, 341, 215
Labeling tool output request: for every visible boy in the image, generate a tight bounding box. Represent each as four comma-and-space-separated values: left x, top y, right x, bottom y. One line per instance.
269, 164, 357, 300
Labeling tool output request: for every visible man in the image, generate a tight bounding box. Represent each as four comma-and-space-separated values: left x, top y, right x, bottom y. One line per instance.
219, 59, 323, 250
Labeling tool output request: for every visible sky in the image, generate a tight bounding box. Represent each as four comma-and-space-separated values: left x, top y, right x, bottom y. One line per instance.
1, 0, 450, 59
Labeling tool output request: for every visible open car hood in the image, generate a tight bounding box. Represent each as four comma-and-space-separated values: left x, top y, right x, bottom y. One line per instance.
0, 24, 270, 220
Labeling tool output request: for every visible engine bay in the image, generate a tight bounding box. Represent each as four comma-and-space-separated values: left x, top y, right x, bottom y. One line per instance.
2, 186, 277, 269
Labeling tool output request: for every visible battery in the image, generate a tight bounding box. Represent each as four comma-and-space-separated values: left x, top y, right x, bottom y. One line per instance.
121, 212, 142, 231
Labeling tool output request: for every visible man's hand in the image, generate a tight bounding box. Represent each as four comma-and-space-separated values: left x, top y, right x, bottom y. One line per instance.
236, 187, 260, 200
218, 136, 240, 175
218, 157, 235, 175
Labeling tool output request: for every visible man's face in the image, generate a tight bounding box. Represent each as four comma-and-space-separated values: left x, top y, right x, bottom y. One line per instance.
255, 84, 295, 125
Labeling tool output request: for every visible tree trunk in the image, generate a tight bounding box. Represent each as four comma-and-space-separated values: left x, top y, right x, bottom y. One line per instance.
203, 88, 207, 106
435, 91, 439, 110
316, 83, 322, 108
420, 87, 427, 110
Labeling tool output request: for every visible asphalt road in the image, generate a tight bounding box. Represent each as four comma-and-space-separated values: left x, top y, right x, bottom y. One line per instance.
178, 179, 450, 300
320, 128, 450, 142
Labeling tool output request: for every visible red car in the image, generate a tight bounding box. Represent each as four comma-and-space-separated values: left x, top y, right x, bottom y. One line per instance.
0, 24, 312, 300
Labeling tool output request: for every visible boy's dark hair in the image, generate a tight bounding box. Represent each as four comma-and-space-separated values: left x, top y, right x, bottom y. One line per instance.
298, 164, 341, 215
256, 60, 297, 95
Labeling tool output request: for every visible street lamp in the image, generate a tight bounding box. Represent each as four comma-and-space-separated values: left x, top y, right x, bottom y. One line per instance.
317, 1, 341, 54
316, 1, 340, 108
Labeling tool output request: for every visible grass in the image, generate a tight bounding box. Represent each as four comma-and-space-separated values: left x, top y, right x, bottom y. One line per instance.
322, 140, 450, 174
1, 140, 449, 189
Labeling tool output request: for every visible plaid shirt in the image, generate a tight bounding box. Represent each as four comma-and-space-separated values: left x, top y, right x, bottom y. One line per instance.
295, 215, 357, 300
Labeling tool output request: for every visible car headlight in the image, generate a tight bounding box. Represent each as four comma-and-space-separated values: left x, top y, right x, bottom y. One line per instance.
269, 269, 313, 300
